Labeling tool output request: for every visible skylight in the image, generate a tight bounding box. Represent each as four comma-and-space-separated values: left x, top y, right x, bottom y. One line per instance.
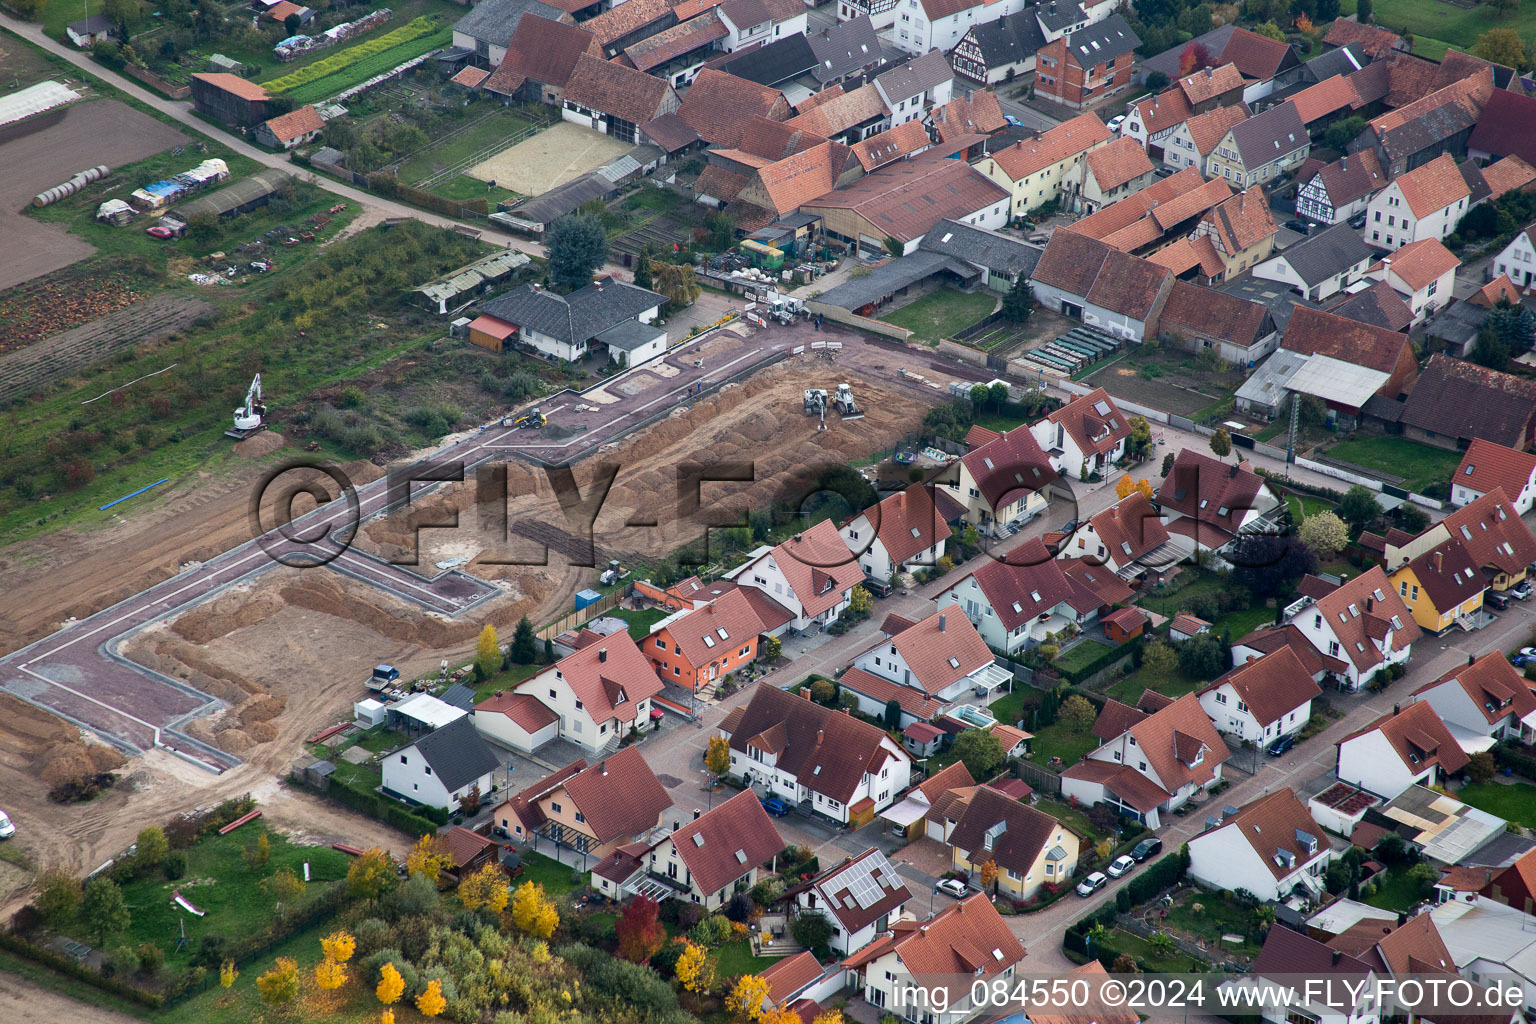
948, 657, 960, 669
1030, 590, 1042, 601
703, 635, 716, 647
1011, 601, 1023, 613
717, 628, 730, 640
693, 833, 706, 847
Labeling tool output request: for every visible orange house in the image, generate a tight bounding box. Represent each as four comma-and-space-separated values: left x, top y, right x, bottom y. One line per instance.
1102, 607, 1147, 645
645, 589, 765, 691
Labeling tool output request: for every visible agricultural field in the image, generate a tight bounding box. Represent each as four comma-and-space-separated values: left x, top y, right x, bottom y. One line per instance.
1371, 0, 1524, 58
266, 18, 453, 104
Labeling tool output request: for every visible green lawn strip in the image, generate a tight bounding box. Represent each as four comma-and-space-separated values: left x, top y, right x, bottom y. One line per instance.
881, 288, 997, 343
1370, 0, 1517, 50
281, 29, 454, 104
59, 828, 348, 973
431, 176, 521, 205
1324, 436, 1462, 493
988, 687, 1034, 727
1103, 928, 1204, 973
1212, 606, 1275, 640
1363, 865, 1431, 911
1105, 668, 1203, 706
472, 662, 546, 703
519, 851, 584, 896
1162, 894, 1262, 956
1136, 574, 1224, 618
612, 607, 670, 640
1034, 799, 1101, 842
714, 939, 782, 980
1027, 722, 1100, 768
1055, 640, 1114, 674
152, 915, 336, 1024
1457, 782, 1536, 827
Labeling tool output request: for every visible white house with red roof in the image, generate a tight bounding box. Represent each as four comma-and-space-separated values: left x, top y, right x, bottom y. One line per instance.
491, 747, 671, 857
1061, 692, 1228, 829
636, 789, 786, 909
1186, 789, 1332, 901
1363, 153, 1471, 249
1056, 490, 1173, 577
1364, 237, 1460, 325
1412, 652, 1536, 746
511, 632, 664, 755
1336, 701, 1471, 800
733, 519, 865, 632
935, 538, 1102, 655
1283, 566, 1420, 692
1029, 386, 1132, 480
1197, 646, 1322, 743
472, 690, 561, 752
848, 604, 1012, 706
1453, 438, 1536, 515
842, 894, 1025, 1024
792, 848, 913, 956
840, 483, 950, 584
1155, 449, 1281, 556
935, 426, 1057, 534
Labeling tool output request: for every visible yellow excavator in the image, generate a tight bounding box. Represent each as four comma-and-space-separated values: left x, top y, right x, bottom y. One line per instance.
506, 407, 546, 429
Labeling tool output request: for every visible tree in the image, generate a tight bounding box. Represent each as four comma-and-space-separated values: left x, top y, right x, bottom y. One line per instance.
320, 930, 356, 964
1059, 695, 1098, 733
1472, 321, 1512, 372
476, 623, 500, 677
1142, 638, 1178, 679
653, 261, 701, 311
990, 382, 1009, 410
135, 826, 169, 870
849, 584, 872, 617
265, 865, 306, 909
811, 1012, 846, 1024
1254, 20, 1286, 40
7, 0, 47, 19
1001, 278, 1034, 323
705, 209, 736, 249
1488, 300, 1536, 353
633, 245, 654, 290
1324, 115, 1367, 153
220, 959, 239, 992
314, 957, 347, 995
546, 213, 608, 292
1477, 27, 1526, 67
457, 862, 510, 912
1178, 41, 1212, 75
81, 877, 130, 946
243, 831, 271, 871
35, 868, 82, 924
677, 940, 716, 994
511, 615, 538, 664
883, 236, 905, 257
1229, 533, 1319, 601
884, 698, 903, 730
1299, 511, 1348, 559
953, 728, 1006, 780
1161, 451, 1175, 477
1126, 416, 1153, 461
617, 895, 666, 963
1294, 12, 1315, 34
762, 635, 782, 660
790, 911, 833, 952
809, 678, 836, 704
1315, 0, 1339, 19
405, 834, 453, 883
1395, 502, 1429, 534
416, 978, 447, 1017
1209, 429, 1232, 461
978, 857, 999, 893
1337, 485, 1383, 532
1495, 0, 1522, 15
511, 881, 559, 938
1177, 633, 1226, 678
257, 957, 300, 1007
706, 735, 732, 781
1148, 932, 1178, 958
1467, 750, 1496, 784
1112, 953, 1139, 974
103, 0, 141, 38
1145, 70, 1170, 92
284, 11, 301, 34
376, 962, 405, 1006
348, 848, 395, 904
1357, 0, 1372, 21
726, 974, 771, 1022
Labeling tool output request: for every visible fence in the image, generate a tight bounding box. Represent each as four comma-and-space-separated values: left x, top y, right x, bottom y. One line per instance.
936, 338, 990, 367
413, 115, 555, 189
537, 589, 622, 641
805, 300, 913, 340
1010, 758, 1062, 796
123, 64, 190, 99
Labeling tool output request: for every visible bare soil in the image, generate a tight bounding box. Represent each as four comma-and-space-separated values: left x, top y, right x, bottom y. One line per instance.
465, 121, 632, 195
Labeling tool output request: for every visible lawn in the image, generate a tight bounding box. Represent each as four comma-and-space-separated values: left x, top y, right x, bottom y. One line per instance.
1104, 668, 1204, 705
1324, 436, 1463, 494
1364, 865, 1431, 912
395, 106, 541, 188
612, 607, 671, 640
882, 288, 998, 343
1028, 721, 1101, 768
1370, 0, 1525, 52
1099, 928, 1205, 973
474, 661, 546, 703
1457, 781, 1536, 828
1286, 495, 1337, 523
59, 826, 349, 972
989, 686, 1034, 728
1056, 640, 1115, 675
1162, 892, 1262, 957
1035, 799, 1101, 842
715, 938, 782, 980
519, 850, 585, 895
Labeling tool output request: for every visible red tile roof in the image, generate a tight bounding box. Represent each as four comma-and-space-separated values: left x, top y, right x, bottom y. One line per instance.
1046, 387, 1133, 459
1084, 136, 1154, 192
1342, 699, 1469, 781
1080, 490, 1171, 565
555, 746, 671, 843
1398, 536, 1484, 612
655, 588, 768, 670
759, 952, 825, 1006
785, 83, 886, 138
1306, 148, 1386, 208
1201, 184, 1277, 254
961, 539, 1101, 631
1441, 486, 1536, 577
958, 426, 1058, 512
1121, 692, 1228, 792
695, 164, 749, 202
668, 789, 786, 894
851, 482, 951, 569
1235, 623, 1350, 677
680, 69, 789, 146
745, 518, 863, 619
722, 686, 908, 803
1480, 154, 1536, 199
1059, 759, 1171, 812
624, 11, 726, 72
861, 604, 992, 697
750, 141, 850, 213
929, 90, 1006, 142
439, 826, 494, 868
948, 786, 1077, 877
1454, 438, 1536, 502
452, 66, 491, 89
1401, 355, 1536, 448
1131, 87, 1194, 140
260, 103, 324, 143
1179, 62, 1244, 105
487, 16, 600, 95
849, 118, 931, 172
1470, 273, 1523, 308
1322, 18, 1405, 58
1201, 647, 1321, 727
1468, 89, 1536, 167
1291, 74, 1361, 125
1057, 557, 1136, 607
1310, 565, 1421, 675
1282, 305, 1414, 378
1183, 102, 1249, 157
803, 155, 1009, 243
842, 894, 1025, 997
523, 631, 664, 725
497, 759, 587, 834
1373, 237, 1459, 292
562, 54, 677, 126
802, 848, 911, 934
583, 0, 676, 46
1156, 448, 1270, 534
192, 72, 270, 102
1391, 153, 1471, 218
1219, 26, 1295, 81
475, 691, 559, 733
1062, 166, 1218, 249
1414, 651, 1536, 726
1159, 280, 1274, 346
1202, 789, 1328, 880
989, 112, 1111, 181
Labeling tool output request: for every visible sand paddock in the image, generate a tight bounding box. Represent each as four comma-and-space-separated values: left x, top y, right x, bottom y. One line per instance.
465, 121, 633, 196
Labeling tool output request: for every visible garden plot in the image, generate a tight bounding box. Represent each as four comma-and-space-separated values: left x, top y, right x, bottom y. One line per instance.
465, 122, 632, 196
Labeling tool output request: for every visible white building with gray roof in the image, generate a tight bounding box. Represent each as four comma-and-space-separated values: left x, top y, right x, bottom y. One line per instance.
476, 277, 665, 362
1251, 222, 1375, 301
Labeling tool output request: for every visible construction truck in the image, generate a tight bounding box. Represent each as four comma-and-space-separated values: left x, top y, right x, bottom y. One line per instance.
226, 374, 267, 439
804, 389, 828, 415
508, 407, 546, 429
834, 383, 863, 419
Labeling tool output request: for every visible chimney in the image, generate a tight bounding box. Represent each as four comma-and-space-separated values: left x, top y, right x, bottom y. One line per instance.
1469, 653, 1476, 666
600, 761, 608, 776
1340, 156, 1347, 170
1433, 550, 1443, 573
708, 602, 716, 615
802, 688, 813, 699
594, 279, 603, 291
1393, 703, 1400, 716
939, 613, 947, 632
599, 648, 608, 663
1366, 597, 1373, 612
673, 818, 681, 832
1205, 66, 1212, 78
1331, 950, 1342, 966
1383, 258, 1392, 269
693, 809, 702, 821
817, 729, 825, 745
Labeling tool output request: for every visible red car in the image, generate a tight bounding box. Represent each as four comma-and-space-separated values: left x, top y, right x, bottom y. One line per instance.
146, 226, 175, 239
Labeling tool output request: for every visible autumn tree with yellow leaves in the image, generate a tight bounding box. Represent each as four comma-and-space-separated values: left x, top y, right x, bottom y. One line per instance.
677, 940, 716, 995
405, 833, 454, 883
511, 880, 559, 938
725, 973, 770, 1022
256, 957, 300, 1008
811, 1010, 847, 1024
416, 978, 447, 1017
457, 862, 511, 913
320, 929, 356, 964
376, 962, 405, 1007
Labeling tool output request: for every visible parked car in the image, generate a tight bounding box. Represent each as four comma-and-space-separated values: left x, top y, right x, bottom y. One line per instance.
1513, 646, 1536, 667
1131, 837, 1162, 862
1267, 733, 1296, 757
935, 878, 969, 899
1004, 114, 1025, 128
1107, 114, 1126, 132
1155, 166, 1175, 177
1284, 219, 1312, 235
0, 810, 13, 839
1076, 872, 1108, 897
146, 225, 175, 239
1513, 582, 1533, 601
1490, 591, 1512, 611
1349, 212, 1368, 229
760, 795, 790, 817
862, 576, 893, 599
1107, 855, 1136, 878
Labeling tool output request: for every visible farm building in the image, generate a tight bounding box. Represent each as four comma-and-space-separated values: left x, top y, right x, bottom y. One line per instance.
411, 250, 533, 314
253, 104, 325, 149
161, 169, 295, 228
190, 73, 271, 127
66, 15, 116, 47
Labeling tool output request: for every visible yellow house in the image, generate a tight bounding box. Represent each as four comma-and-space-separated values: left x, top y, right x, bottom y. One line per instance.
1388, 537, 1486, 633
1384, 490, 1536, 594
976, 113, 1110, 218
943, 787, 1081, 900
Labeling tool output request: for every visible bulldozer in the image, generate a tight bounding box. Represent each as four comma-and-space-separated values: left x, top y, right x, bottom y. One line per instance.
833, 383, 863, 419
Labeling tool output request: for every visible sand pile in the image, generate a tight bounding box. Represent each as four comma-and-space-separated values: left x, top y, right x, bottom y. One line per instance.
234, 432, 285, 458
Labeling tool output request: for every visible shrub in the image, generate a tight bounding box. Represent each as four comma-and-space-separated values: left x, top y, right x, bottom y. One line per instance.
161, 851, 188, 880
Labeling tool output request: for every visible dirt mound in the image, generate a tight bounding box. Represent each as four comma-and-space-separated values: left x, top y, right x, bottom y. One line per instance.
234, 431, 285, 458
40, 745, 94, 787
238, 694, 286, 724
125, 631, 262, 706
86, 745, 127, 773
171, 589, 286, 644
245, 721, 279, 743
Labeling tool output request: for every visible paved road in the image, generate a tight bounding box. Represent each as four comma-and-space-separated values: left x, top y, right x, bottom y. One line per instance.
0, 326, 794, 766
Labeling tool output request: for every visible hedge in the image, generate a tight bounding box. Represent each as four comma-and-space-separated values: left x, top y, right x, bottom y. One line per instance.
1125, 853, 1184, 905
321, 776, 443, 836
0, 930, 165, 1008
1494, 741, 1536, 781
1253, 467, 1344, 503
366, 174, 489, 219
1055, 642, 1131, 686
